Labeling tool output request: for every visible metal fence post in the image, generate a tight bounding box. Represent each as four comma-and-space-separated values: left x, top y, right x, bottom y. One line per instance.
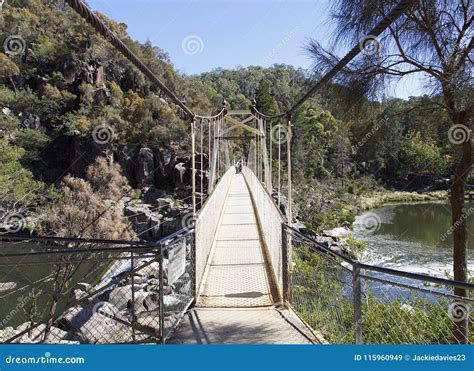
130, 247, 136, 342
192, 227, 197, 299
282, 223, 289, 305
352, 264, 363, 344
159, 243, 165, 344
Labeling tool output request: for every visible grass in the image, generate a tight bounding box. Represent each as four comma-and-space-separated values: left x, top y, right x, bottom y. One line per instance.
290, 244, 473, 344
359, 190, 448, 211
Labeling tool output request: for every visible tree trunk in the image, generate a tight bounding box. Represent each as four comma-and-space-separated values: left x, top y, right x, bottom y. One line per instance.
449, 128, 472, 344
43, 292, 61, 341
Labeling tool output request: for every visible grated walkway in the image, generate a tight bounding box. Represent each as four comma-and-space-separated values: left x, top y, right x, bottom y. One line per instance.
171, 174, 314, 344
197, 174, 273, 307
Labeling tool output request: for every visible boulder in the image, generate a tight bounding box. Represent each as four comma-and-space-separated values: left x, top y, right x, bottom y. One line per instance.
160, 216, 184, 237
136, 147, 155, 187
143, 293, 160, 311
137, 262, 161, 279
118, 144, 139, 186
69, 288, 90, 303
323, 227, 351, 239
152, 147, 174, 185
292, 222, 307, 234
18, 113, 41, 130
0, 282, 17, 294
145, 283, 172, 296
149, 214, 163, 240
135, 311, 176, 336
135, 310, 161, 336
79, 312, 132, 344
0, 327, 16, 342
124, 204, 152, 235
13, 322, 69, 344
173, 273, 191, 295
57, 305, 92, 331
170, 154, 192, 187
75, 282, 93, 292
141, 187, 168, 204
108, 285, 133, 310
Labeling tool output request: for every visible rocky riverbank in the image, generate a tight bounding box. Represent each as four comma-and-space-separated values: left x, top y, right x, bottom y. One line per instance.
0, 237, 194, 344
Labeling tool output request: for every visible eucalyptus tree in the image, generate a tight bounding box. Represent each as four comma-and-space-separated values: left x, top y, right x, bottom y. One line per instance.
306, 0, 473, 343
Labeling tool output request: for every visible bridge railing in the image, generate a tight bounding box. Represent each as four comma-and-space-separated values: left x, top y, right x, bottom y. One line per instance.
195, 167, 234, 293
283, 225, 474, 344
242, 166, 286, 300
0, 229, 194, 344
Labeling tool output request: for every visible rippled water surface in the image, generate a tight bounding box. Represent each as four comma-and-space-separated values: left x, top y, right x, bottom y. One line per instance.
354, 202, 474, 276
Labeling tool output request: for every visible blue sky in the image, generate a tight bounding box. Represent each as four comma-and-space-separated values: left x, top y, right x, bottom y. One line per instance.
88, 0, 424, 99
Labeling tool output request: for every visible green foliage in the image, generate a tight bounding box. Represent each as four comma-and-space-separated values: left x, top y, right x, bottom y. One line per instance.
0, 139, 48, 211
292, 245, 474, 344
255, 80, 277, 115
11, 129, 50, 162
301, 200, 355, 233
295, 107, 344, 179
399, 131, 450, 178
344, 235, 366, 254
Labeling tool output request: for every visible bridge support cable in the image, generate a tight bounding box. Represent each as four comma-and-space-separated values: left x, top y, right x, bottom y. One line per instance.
65, 0, 195, 120
287, 0, 414, 114
191, 119, 197, 216
200, 119, 204, 209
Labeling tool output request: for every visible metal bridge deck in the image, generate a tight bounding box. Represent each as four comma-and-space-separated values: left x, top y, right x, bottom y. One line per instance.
198, 174, 273, 307
171, 174, 314, 344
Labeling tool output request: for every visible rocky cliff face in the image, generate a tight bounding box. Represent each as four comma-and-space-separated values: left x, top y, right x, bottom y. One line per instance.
69, 136, 209, 190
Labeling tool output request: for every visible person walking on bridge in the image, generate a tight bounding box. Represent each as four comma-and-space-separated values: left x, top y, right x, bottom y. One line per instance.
235, 160, 242, 174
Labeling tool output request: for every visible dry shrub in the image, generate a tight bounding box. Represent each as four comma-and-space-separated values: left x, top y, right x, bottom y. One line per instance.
85, 157, 127, 200
48, 158, 133, 240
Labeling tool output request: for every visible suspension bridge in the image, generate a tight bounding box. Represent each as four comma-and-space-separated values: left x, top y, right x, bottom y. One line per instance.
0, 0, 472, 345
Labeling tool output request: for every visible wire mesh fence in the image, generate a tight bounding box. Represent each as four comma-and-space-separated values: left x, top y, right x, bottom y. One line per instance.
284, 225, 474, 344
242, 166, 285, 299
195, 167, 234, 292
0, 229, 194, 344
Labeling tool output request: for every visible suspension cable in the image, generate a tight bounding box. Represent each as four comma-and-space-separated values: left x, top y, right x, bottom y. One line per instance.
200, 119, 204, 208
65, 0, 195, 119
288, 0, 414, 114
249, 0, 414, 119
277, 119, 282, 208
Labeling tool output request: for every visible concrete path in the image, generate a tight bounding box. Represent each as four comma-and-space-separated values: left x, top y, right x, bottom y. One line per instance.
171, 174, 314, 344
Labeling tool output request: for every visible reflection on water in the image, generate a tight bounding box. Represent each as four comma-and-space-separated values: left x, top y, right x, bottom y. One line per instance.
354, 202, 474, 276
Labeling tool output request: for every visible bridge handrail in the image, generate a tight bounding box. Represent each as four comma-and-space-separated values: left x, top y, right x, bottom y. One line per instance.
284, 224, 474, 291
195, 167, 235, 293
241, 166, 286, 300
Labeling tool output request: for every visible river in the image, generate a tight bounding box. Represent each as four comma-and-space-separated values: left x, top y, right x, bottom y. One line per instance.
354, 201, 474, 277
